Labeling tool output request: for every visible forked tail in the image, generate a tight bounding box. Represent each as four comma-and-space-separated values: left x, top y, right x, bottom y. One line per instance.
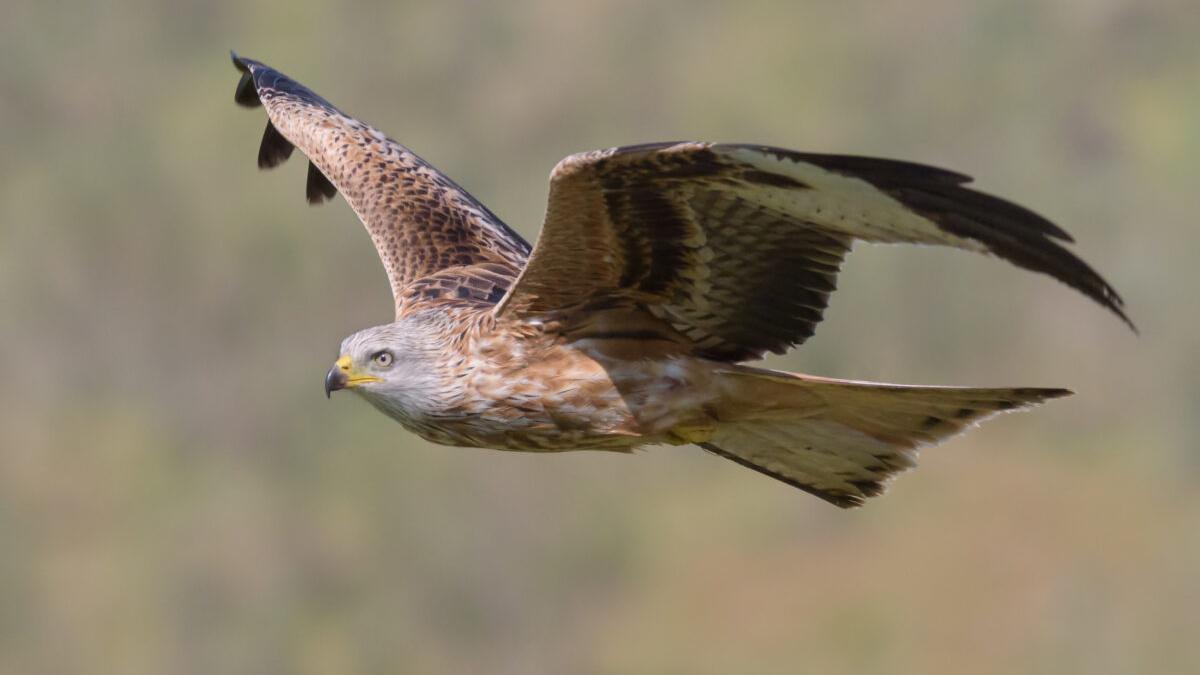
704, 367, 1071, 507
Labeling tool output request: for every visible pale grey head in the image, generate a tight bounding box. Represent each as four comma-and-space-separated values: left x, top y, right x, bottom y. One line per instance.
323, 317, 449, 424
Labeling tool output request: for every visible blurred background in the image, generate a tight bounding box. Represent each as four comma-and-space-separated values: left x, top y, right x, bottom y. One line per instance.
1, 1, 1197, 673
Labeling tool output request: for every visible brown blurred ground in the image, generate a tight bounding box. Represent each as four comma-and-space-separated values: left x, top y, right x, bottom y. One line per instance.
1, 1, 1196, 673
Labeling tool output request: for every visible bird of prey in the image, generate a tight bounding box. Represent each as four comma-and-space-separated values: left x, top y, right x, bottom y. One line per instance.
231, 53, 1131, 507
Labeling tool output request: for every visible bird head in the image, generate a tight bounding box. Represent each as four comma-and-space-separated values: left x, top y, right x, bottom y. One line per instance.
325, 319, 447, 419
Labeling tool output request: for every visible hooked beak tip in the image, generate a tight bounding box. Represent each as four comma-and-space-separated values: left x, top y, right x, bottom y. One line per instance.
325, 363, 347, 398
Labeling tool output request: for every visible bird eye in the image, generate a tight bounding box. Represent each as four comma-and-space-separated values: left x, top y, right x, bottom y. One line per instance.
372, 351, 394, 367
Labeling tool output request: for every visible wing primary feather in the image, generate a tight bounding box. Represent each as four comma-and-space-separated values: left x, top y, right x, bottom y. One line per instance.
231, 52, 261, 107
724, 144, 1075, 242
891, 184, 1075, 243
306, 161, 337, 204
257, 120, 294, 169
939, 213, 1135, 331
720, 144, 972, 185
234, 70, 260, 107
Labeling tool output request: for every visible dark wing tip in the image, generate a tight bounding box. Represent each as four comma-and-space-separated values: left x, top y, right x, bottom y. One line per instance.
229, 52, 339, 113
848, 166, 1134, 331
1022, 234, 1136, 332
1114, 308, 1138, 334
231, 53, 342, 202
231, 51, 261, 108
719, 144, 975, 185
1096, 283, 1137, 334
1022, 387, 1074, 401
306, 161, 337, 204
724, 144, 1079, 244
257, 120, 294, 169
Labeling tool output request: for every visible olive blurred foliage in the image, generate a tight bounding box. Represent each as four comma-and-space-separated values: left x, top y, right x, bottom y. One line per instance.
1, 1, 1197, 674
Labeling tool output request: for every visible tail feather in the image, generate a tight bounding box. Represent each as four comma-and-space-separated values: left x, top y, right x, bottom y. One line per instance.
706, 368, 1070, 507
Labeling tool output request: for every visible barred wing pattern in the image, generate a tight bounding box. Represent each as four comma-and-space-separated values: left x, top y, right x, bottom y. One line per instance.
232, 53, 530, 315
499, 142, 1131, 360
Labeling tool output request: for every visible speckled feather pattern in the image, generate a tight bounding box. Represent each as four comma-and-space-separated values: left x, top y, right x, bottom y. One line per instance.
232, 55, 1127, 507
233, 54, 529, 314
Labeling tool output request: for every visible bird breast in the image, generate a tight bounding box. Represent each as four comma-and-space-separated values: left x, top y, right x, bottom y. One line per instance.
434, 332, 720, 452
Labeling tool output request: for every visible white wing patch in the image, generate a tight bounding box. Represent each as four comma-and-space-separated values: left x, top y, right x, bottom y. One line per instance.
725, 146, 989, 253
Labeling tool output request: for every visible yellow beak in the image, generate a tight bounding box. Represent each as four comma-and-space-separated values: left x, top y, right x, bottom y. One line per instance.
324, 355, 380, 397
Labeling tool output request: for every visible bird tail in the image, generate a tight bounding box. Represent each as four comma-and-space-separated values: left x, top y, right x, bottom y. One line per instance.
694, 366, 1070, 508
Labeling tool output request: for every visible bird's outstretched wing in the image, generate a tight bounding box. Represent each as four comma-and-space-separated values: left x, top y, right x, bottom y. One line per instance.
231, 53, 530, 315
497, 142, 1132, 361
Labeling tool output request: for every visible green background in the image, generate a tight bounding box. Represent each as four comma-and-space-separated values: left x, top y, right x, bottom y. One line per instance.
2, 1, 1196, 673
